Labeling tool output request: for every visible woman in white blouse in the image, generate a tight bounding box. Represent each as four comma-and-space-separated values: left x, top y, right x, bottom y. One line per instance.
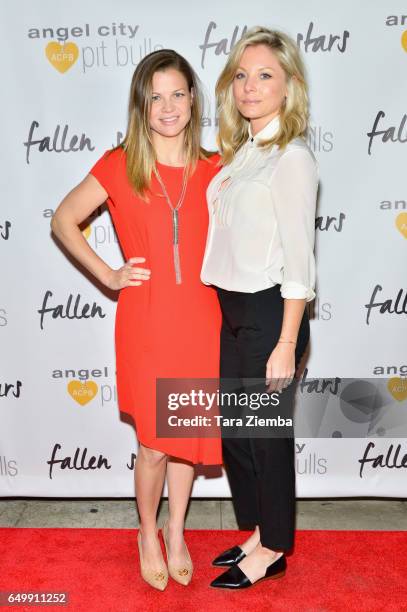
201, 27, 318, 589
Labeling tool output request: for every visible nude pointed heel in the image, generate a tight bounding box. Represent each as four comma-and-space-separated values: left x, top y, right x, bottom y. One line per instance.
137, 530, 168, 591
162, 520, 193, 586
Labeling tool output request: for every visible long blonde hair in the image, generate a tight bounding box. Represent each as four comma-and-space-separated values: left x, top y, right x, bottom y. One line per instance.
110, 49, 208, 199
216, 27, 309, 164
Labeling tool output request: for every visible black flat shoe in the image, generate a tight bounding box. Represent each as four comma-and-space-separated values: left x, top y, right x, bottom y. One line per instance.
212, 545, 246, 567
210, 554, 286, 589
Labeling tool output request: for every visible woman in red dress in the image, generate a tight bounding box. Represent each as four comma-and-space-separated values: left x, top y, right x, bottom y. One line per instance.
51, 50, 222, 590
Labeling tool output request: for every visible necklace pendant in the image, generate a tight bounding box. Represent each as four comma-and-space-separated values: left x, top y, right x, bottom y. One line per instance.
154, 167, 186, 285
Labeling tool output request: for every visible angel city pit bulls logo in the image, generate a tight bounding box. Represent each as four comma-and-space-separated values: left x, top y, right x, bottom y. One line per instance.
45, 41, 79, 73
30, 23, 163, 73
67, 380, 99, 405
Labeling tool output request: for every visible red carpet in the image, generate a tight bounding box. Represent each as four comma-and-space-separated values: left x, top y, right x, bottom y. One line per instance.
0, 528, 406, 611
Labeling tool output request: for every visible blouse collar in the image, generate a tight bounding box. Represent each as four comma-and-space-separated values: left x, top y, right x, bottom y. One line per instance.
247, 114, 280, 145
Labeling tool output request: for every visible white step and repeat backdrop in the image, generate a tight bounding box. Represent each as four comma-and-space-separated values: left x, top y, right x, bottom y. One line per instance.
1, 1, 406, 498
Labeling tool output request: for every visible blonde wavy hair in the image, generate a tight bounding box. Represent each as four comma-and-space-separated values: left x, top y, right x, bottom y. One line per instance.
216, 27, 309, 164
109, 49, 209, 199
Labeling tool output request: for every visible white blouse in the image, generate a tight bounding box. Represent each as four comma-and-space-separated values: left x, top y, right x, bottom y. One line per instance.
200, 115, 318, 301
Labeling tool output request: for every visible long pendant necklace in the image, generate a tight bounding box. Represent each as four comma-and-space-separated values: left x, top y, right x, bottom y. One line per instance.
154, 164, 188, 284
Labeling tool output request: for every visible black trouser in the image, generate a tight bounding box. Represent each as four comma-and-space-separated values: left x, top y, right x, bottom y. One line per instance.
216, 284, 310, 552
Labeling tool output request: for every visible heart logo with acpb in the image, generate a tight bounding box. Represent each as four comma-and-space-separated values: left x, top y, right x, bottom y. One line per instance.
387, 377, 407, 402
68, 380, 98, 405
46, 41, 79, 73
396, 212, 407, 239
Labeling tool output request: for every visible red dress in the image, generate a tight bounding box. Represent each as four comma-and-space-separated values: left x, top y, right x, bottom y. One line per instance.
89, 147, 222, 464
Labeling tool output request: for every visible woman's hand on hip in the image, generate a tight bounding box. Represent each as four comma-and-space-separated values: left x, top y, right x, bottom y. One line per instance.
105, 257, 151, 290
266, 343, 295, 393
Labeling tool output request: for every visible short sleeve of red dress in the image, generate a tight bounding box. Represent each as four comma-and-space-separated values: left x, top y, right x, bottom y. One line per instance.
88, 148, 124, 209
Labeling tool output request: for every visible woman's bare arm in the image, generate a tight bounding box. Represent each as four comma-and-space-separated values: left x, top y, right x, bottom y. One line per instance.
50, 174, 150, 289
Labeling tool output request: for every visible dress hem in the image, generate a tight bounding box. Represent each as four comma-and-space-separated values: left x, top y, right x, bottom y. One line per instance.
135, 433, 223, 467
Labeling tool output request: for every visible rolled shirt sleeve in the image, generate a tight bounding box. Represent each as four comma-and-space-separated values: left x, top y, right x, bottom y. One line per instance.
270, 148, 318, 302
